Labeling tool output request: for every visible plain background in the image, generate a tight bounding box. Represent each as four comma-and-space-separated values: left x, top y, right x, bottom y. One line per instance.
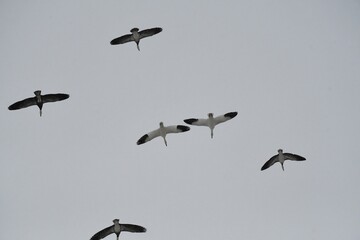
1, 1, 359, 240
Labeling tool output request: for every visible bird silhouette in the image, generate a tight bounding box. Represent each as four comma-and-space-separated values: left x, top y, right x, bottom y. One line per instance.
261, 149, 306, 171
8, 90, 69, 116
90, 219, 146, 240
137, 122, 190, 146
184, 112, 237, 138
110, 27, 162, 51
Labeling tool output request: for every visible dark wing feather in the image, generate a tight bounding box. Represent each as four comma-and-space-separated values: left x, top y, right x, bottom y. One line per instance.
90, 225, 114, 240
284, 153, 306, 161
224, 112, 238, 119
139, 27, 162, 39
184, 118, 198, 125
120, 224, 146, 233
42, 94, 69, 103
110, 34, 133, 45
261, 155, 278, 171
137, 134, 149, 145
177, 125, 190, 132
8, 97, 37, 110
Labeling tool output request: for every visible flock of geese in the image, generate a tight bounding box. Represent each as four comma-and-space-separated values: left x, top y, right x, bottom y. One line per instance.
7, 26, 306, 240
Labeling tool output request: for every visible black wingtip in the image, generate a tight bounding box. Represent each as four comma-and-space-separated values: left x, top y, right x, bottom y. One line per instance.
137, 134, 148, 145
224, 112, 237, 119
184, 118, 197, 125
177, 125, 190, 132
260, 165, 269, 171
60, 94, 70, 100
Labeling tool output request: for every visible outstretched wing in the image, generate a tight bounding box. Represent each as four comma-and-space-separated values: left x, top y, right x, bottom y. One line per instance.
137, 129, 161, 145
214, 112, 238, 125
165, 125, 190, 134
110, 34, 133, 45
284, 153, 306, 161
183, 118, 208, 126
8, 97, 37, 110
90, 225, 114, 240
261, 155, 279, 171
120, 224, 147, 233
139, 27, 162, 39
42, 93, 69, 103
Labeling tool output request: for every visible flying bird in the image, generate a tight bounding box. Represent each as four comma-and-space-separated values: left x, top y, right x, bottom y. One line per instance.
183, 112, 237, 138
90, 219, 146, 240
110, 27, 162, 51
8, 90, 69, 116
261, 149, 306, 171
137, 122, 190, 146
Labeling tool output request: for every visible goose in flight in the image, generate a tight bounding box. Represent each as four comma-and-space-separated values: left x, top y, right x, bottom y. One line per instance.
183, 112, 237, 138
261, 149, 306, 171
137, 122, 190, 146
8, 90, 69, 116
110, 27, 162, 51
90, 219, 146, 240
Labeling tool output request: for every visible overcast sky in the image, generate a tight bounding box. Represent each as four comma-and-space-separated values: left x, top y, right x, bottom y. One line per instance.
1, 1, 360, 240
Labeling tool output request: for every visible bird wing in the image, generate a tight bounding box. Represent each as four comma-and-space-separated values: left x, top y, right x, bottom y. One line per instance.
261, 155, 279, 171
165, 125, 190, 134
42, 93, 69, 103
213, 112, 238, 125
8, 97, 37, 110
120, 224, 147, 233
139, 27, 162, 39
183, 118, 208, 126
284, 153, 306, 161
137, 129, 161, 145
110, 34, 133, 45
90, 225, 114, 240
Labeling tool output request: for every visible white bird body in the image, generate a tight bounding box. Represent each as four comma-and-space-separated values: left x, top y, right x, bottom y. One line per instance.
113, 221, 121, 237
137, 122, 190, 146
132, 30, 140, 42
184, 112, 237, 138
261, 149, 306, 171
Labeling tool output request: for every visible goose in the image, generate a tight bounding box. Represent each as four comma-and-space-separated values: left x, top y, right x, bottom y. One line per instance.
137, 122, 190, 146
183, 112, 237, 138
261, 149, 306, 171
110, 27, 162, 51
90, 219, 146, 240
8, 90, 69, 116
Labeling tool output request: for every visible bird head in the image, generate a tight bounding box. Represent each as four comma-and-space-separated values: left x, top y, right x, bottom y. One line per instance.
278, 149, 283, 153
113, 219, 120, 224
208, 113, 214, 118
34, 90, 41, 96
159, 122, 164, 127
130, 28, 139, 33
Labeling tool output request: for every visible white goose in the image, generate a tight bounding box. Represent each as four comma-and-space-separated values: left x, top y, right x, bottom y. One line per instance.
137, 122, 190, 146
90, 219, 146, 240
110, 27, 162, 51
261, 149, 306, 171
183, 112, 237, 138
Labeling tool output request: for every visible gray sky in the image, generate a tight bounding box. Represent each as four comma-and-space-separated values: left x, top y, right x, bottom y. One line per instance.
1, 1, 360, 239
